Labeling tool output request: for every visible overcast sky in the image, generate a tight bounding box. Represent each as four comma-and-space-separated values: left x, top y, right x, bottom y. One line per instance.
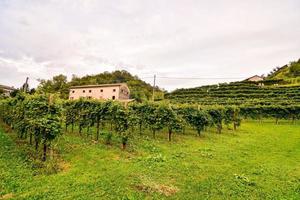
0, 0, 299, 91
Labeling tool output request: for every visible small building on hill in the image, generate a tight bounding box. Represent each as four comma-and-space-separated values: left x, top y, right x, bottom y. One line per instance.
245, 75, 264, 82
0, 84, 15, 96
69, 83, 131, 101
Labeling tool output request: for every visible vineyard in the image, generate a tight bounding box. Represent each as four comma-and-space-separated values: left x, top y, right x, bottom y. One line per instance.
1, 93, 300, 162
165, 82, 300, 106
0, 93, 300, 199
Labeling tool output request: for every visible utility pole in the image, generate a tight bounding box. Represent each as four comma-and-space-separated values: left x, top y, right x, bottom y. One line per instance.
152, 75, 156, 102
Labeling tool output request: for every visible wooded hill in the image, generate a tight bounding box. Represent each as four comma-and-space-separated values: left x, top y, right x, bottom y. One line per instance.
266, 59, 300, 85
37, 70, 164, 101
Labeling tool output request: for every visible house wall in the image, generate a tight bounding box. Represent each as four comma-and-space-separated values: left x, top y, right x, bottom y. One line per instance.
69, 85, 129, 100
119, 85, 130, 99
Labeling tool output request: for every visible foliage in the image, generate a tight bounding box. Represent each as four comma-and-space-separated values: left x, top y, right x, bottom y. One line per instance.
224, 106, 241, 130
0, 88, 4, 95
239, 105, 300, 123
290, 61, 300, 77
2, 93, 300, 158
104, 131, 113, 145
207, 108, 224, 134
0, 94, 62, 161
267, 59, 300, 79
37, 74, 69, 99
144, 104, 164, 138
176, 106, 210, 136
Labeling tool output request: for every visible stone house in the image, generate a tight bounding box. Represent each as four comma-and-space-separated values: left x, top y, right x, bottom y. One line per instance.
69, 83, 130, 101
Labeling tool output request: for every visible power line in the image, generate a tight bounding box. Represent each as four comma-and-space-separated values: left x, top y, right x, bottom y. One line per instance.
141, 76, 246, 80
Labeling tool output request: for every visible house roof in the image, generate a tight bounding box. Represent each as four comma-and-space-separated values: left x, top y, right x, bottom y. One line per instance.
70, 83, 128, 89
245, 75, 264, 81
0, 84, 15, 90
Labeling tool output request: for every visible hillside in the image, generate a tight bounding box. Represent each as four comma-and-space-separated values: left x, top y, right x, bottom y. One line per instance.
37, 70, 164, 101
165, 82, 300, 106
266, 59, 300, 85
165, 59, 300, 105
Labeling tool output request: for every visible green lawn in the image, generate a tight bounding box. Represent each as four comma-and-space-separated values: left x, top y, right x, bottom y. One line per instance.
0, 121, 300, 199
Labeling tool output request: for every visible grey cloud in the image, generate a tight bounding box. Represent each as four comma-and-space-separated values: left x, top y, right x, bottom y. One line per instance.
0, 0, 299, 91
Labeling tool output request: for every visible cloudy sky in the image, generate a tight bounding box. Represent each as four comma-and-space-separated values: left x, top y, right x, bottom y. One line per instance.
0, 0, 299, 91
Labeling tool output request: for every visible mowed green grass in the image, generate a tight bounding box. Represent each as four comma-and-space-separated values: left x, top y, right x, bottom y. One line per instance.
1, 121, 300, 199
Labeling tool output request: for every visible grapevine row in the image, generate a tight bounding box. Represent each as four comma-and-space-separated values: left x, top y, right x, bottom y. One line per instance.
1, 94, 300, 160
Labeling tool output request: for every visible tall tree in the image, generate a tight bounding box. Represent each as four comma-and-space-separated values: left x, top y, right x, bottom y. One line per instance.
37, 74, 69, 99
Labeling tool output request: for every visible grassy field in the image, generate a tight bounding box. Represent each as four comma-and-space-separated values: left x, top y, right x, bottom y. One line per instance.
0, 121, 300, 199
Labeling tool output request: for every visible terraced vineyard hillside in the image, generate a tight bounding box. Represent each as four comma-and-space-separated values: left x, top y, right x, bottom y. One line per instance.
165, 82, 300, 106
266, 59, 300, 85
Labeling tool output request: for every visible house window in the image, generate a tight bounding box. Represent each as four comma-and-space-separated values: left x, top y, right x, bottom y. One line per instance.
83, 90, 85, 93
100, 89, 103, 92
89, 90, 92, 93
72, 90, 75, 93
88, 96, 92, 99
112, 96, 115, 100
113, 89, 116, 92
